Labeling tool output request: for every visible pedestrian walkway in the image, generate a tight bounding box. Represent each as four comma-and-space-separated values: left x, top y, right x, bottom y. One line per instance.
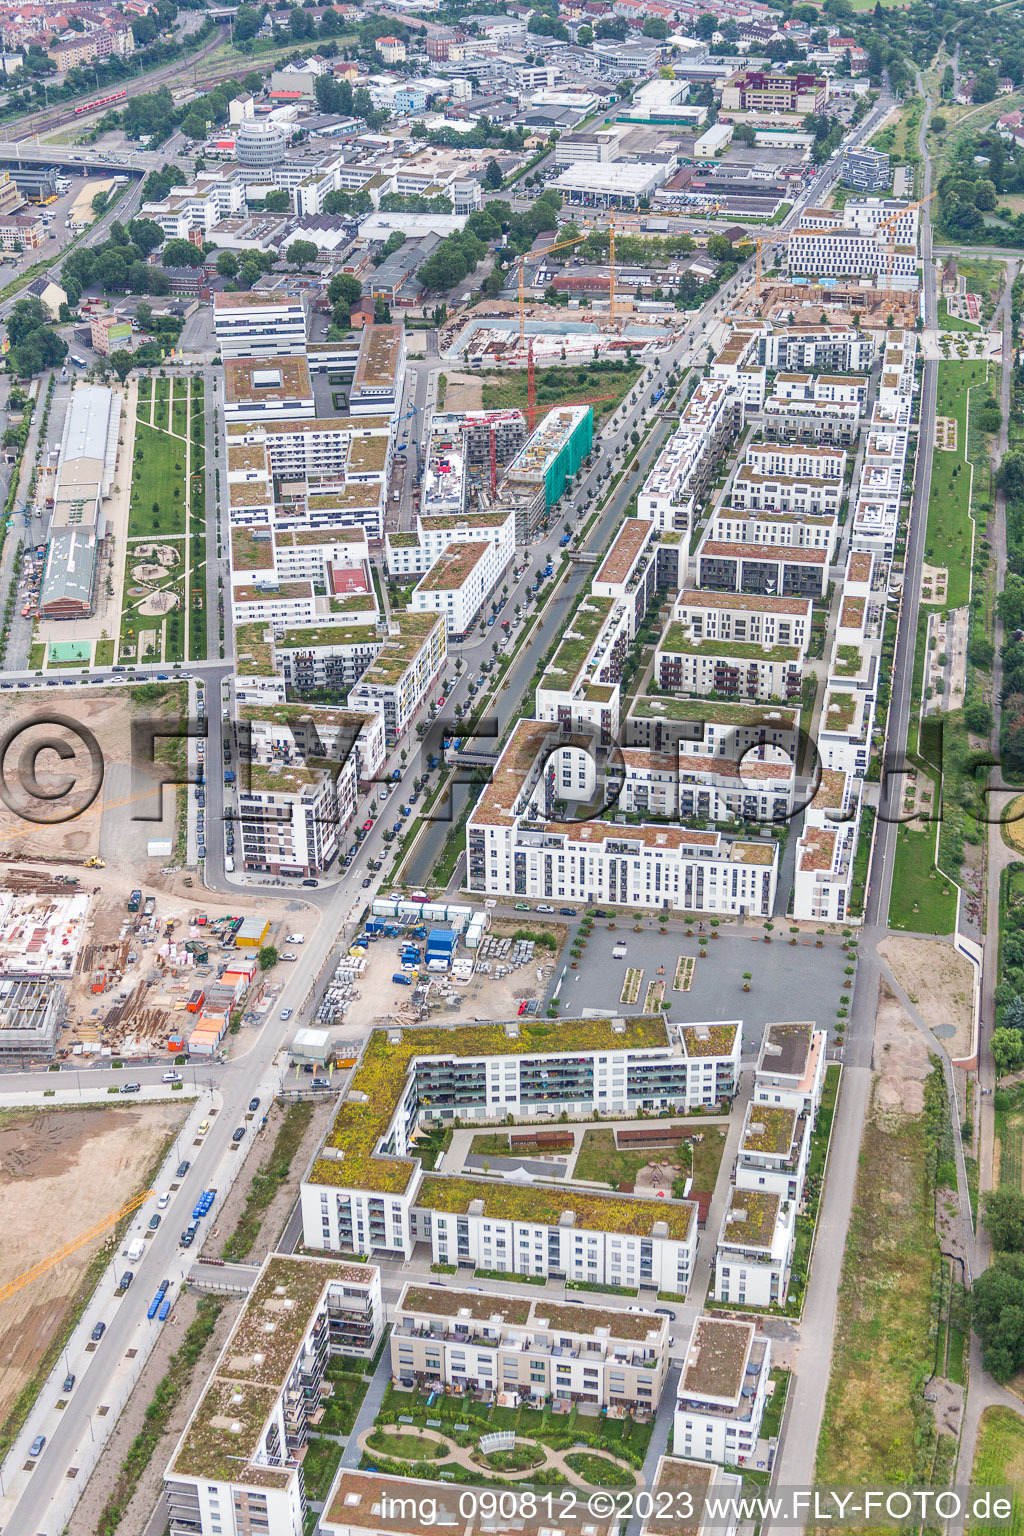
353, 1417, 640, 1487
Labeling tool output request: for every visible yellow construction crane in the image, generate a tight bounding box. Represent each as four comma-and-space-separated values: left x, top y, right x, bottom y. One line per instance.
517, 226, 590, 344
0, 1189, 153, 1308
878, 191, 935, 288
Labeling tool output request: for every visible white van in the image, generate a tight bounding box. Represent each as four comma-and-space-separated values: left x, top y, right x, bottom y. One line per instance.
125, 1238, 145, 1264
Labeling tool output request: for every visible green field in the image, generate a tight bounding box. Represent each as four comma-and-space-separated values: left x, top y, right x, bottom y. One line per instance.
924, 360, 988, 608
480, 362, 642, 424
574, 1127, 690, 1189
816, 1071, 944, 1505
888, 819, 958, 933
972, 1408, 1024, 1535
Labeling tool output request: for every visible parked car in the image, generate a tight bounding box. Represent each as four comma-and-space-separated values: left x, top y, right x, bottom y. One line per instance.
536, 904, 554, 914
514, 901, 530, 911
148, 1214, 161, 1230
90, 1321, 106, 1342
281, 1006, 293, 1019
61, 1373, 75, 1394
120, 1082, 141, 1094
301, 879, 318, 887
312, 1076, 331, 1088
157, 1192, 170, 1209
559, 908, 577, 917
232, 1127, 245, 1143
162, 1071, 181, 1083
175, 1160, 191, 1178
248, 1097, 260, 1112
29, 1436, 45, 1458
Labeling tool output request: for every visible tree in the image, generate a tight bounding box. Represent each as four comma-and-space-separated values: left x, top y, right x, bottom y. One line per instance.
328, 272, 363, 308
992, 1026, 1024, 1075
286, 239, 319, 268
264, 188, 290, 212
972, 68, 998, 104
258, 945, 279, 971
216, 249, 238, 279
161, 238, 205, 269
975, 179, 998, 212
642, 17, 668, 38
706, 233, 734, 262
484, 157, 503, 190
997, 451, 1024, 501
695, 12, 718, 39
6, 297, 48, 348
983, 1188, 1024, 1253
108, 349, 134, 383
972, 1254, 1024, 1380
127, 219, 163, 256
1004, 994, 1024, 1032
577, 24, 592, 44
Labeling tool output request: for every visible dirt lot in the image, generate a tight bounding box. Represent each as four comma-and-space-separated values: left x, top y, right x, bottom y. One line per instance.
878, 936, 975, 1060
0, 1102, 188, 1430
76, 1287, 243, 1536
873, 982, 933, 1119
440, 371, 484, 413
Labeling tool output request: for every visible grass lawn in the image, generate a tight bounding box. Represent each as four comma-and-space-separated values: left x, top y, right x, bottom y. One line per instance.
994, 1082, 1024, 1190
690, 1126, 728, 1195
924, 359, 989, 608
469, 1132, 515, 1158
94, 639, 114, 667
939, 297, 980, 333
972, 1407, 1024, 1535
28, 641, 45, 668
302, 1436, 345, 1502
761, 1368, 791, 1440
816, 1070, 942, 1495
480, 362, 642, 425
222, 1101, 314, 1260
888, 820, 958, 932
563, 1451, 635, 1487
368, 1429, 446, 1459
129, 422, 187, 540
573, 1127, 689, 1188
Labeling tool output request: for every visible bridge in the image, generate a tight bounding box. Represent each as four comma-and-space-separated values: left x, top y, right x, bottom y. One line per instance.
0, 141, 189, 178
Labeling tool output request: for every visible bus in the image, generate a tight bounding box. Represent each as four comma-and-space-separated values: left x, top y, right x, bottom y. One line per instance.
70, 355, 86, 368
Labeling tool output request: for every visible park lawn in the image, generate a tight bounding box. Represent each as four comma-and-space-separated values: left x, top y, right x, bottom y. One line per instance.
689, 1126, 728, 1195
939, 297, 979, 333
972, 1408, 1024, 1535
153, 376, 170, 432
816, 1070, 941, 1497
319, 1374, 369, 1437
888, 819, 957, 932
573, 1127, 689, 1188
368, 1430, 446, 1459
28, 641, 45, 669
924, 359, 988, 608
469, 1132, 516, 1157
994, 1082, 1024, 1191
480, 362, 642, 425
93, 639, 114, 667
129, 421, 187, 539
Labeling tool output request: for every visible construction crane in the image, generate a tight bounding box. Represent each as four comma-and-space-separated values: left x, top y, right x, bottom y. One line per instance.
879, 191, 935, 288
517, 226, 590, 345
524, 336, 624, 432
0, 1189, 153, 1308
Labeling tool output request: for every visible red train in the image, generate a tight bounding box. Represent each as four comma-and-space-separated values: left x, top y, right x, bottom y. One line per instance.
74, 87, 128, 116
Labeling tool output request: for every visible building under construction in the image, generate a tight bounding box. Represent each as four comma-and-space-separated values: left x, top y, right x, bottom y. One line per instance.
421, 408, 527, 517
0, 976, 68, 1062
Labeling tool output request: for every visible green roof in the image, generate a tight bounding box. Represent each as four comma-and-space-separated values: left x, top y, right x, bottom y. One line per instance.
233, 622, 274, 677
540, 595, 613, 693
417, 1173, 695, 1242
310, 1017, 671, 1196
276, 624, 379, 651
631, 696, 799, 727
658, 625, 799, 664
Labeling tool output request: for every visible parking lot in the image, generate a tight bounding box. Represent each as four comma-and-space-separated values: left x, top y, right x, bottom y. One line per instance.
556, 921, 851, 1057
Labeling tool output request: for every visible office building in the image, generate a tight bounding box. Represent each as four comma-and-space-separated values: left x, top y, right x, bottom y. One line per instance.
214, 292, 308, 359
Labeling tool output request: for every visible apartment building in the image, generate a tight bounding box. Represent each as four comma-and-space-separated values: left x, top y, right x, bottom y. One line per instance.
223, 355, 315, 424
787, 226, 916, 284
655, 623, 802, 703
164, 1256, 383, 1536
696, 540, 828, 600
743, 443, 847, 481
793, 768, 863, 923
391, 1286, 671, 1409
535, 594, 633, 748
754, 1021, 827, 1120
713, 1186, 796, 1308
671, 591, 813, 653
320, 1471, 618, 1536
761, 396, 860, 446
237, 758, 345, 876
349, 611, 447, 747
709, 508, 838, 560
502, 404, 593, 538
385, 507, 516, 580
673, 1317, 771, 1466
818, 682, 873, 775
410, 539, 503, 638
644, 1458, 743, 1536
301, 1017, 738, 1262
349, 324, 406, 417
841, 145, 891, 191
420, 409, 527, 518
638, 381, 743, 534
710, 329, 767, 409
735, 1100, 811, 1202
613, 745, 795, 826
272, 624, 383, 693
53, 26, 133, 70
729, 465, 843, 519
756, 327, 874, 372
466, 720, 779, 914
226, 415, 392, 542
591, 515, 658, 625
214, 291, 308, 358
625, 697, 801, 773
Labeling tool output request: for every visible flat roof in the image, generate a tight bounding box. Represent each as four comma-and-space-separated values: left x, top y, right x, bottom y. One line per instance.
353, 324, 403, 392
417, 1172, 696, 1243
680, 1316, 753, 1401
310, 1016, 672, 1197
224, 354, 313, 404
741, 1103, 799, 1156
758, 1021, 815, 1078
416, 540, 489, 593
595, 517, 654, 586
720, 1188, 779, 1251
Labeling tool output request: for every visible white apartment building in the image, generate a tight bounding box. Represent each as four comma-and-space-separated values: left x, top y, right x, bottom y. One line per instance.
535, 594, 633, 749
709, 508, 838, 560
613, 746, 796, 826
391, 1286, 671, 1410
655, 625, 802, 704
638, 381, 744, 534
272, 624, 382, 693
744, 443, 847, 481
164, 1256, 384, 1536
756, 327, 874, 372
818, 682, 874, 775
385, 507, 516, 580
466, 720, 779, 914
223, 355, 315, 423
713, 1186, 797, 1308
729, 465, 843, 519
592, 515, 658, 613
735, 1099, 811, 1202
793, 769, 863, 924
417, 1175, 698, 1293
237, 760, 345, 875
226, 416, 392, 541
673, 1318, 771, 1466
710, 329, 767, 409
754, 1021, 828, 1120
787, 226, 916, 284
696, 540, 828, 601
410, 538, 504, 638
214, 291, 308, 358
761, 395, 861, 446
671, 591, 813, 653
626, 698, 801, 772
349, 324, 406, 418
350, 611, 447, 746
301, 1018, 740, 1262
